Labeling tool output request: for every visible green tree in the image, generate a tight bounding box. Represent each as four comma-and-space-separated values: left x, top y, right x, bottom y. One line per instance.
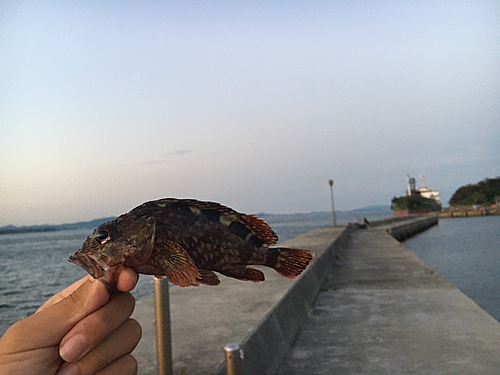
449, 177, 500, 206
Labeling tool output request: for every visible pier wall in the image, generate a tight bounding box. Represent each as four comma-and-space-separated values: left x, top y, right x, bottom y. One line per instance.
384, 215, 438, 241
439, 206, 500, 218
214, 216, 437, 375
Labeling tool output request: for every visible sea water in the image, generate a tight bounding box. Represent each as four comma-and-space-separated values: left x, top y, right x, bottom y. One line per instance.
404, 215, 500, 322
0, 209, 392, 336
0, 229, 161, 337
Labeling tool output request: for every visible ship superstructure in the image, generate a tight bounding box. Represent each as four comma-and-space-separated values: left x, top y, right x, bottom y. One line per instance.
391, 175, 441, 216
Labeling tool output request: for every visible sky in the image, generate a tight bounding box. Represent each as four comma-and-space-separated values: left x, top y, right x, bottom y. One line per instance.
1, 1, 499, 226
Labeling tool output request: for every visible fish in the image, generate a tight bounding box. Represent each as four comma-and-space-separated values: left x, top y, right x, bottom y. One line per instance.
69, 198, 315, 288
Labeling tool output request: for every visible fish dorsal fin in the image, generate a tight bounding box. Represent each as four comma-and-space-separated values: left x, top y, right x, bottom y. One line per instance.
240, 214, 278, 246
149, 198, 279, 246
170, 198, 279, 247
155, 240, 201, 287
215, 211, 278, 247
149, 198, 240, 216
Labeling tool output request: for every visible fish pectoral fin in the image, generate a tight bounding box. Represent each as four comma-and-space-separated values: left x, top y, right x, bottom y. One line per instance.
156, 240, 201, 287
219, 267, 265, 283
198, 269, 221, 286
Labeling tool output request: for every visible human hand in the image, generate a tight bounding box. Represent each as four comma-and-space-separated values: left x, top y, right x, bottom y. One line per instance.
0, 268, 141, 375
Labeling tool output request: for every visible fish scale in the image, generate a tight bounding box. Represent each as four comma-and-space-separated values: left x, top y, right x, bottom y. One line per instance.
69, 198, 314, 288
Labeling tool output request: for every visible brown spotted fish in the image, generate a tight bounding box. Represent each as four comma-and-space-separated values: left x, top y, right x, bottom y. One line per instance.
69, 198, 314, 288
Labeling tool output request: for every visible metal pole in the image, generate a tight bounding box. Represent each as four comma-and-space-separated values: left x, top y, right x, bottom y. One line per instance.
155, 277, 173, 375
328, 179, 336, 226
224, 343, 242, 375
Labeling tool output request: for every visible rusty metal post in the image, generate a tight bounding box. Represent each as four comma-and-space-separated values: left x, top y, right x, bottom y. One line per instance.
224, 343, 242, 375
154, 277, 173, 375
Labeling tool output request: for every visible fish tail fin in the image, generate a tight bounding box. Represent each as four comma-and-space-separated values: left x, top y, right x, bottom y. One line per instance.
265, 248, 315, 279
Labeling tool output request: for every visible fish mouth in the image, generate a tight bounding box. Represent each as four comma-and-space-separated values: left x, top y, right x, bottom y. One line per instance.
69, 253, 109, 279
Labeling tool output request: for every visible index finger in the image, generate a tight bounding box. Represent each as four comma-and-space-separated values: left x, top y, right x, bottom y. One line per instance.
39, 266, 138, 313
1, 278, 109, 353
37, 275, 93, 313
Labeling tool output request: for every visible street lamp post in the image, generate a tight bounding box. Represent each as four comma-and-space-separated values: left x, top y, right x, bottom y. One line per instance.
328, 179, 336, 227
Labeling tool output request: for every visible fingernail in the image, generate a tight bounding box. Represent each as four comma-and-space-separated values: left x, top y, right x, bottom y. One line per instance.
57, 362, 79, 375
60, 333, 88, 362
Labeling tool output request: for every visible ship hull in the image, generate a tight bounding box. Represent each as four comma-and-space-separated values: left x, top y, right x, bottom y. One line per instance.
393, 209, 436, 217
391, 195, 441, 217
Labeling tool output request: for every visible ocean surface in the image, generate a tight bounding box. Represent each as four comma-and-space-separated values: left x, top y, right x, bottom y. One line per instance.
403, 215, 500, 322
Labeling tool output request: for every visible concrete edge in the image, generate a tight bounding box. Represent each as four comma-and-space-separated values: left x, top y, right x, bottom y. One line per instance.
384, 215, 438, 241
365, 215, 422, 228
212, 224, 355, 375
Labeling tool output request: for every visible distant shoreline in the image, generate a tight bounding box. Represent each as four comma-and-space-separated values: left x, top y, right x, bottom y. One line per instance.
0, 206, 394, 236
0, 227, 58, 235
0, 217, 116, 236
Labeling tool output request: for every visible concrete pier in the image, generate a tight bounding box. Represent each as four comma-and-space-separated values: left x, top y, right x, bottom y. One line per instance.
131, 215, 500, 374
279, 226, 500, 374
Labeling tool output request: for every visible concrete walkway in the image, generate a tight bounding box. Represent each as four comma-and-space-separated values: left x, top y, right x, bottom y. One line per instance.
279, 229, 500, 374
131, 226, 346, 375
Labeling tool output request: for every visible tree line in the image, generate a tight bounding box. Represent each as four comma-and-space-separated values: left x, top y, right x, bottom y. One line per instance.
449, 177, 500, 206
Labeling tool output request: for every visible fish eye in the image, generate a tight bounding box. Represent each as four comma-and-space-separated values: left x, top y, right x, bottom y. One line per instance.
95, 229, 110, 244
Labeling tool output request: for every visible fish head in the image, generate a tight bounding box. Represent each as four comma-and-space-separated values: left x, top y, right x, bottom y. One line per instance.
69, 215, 157, 283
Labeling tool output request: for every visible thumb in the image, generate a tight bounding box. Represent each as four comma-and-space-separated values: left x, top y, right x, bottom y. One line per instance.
1, 277, 109, 353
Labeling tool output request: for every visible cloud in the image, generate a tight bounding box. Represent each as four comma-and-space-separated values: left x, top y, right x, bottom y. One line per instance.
138, 150, 192, 165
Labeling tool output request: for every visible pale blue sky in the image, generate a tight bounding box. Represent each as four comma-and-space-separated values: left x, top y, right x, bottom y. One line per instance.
1, 1, 499, 225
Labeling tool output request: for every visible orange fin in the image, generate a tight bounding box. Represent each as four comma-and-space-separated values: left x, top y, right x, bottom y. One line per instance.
241, 214, 278, 246
156, 240, 201, 287
266, 248, 315, 279
220, 267, 265, 283
198, 269, 220, 286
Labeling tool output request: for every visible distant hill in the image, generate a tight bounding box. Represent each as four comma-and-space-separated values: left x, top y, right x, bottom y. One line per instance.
55, 217, 116, 231
449, 177, 500, 206
350, 205, 391, 212
0, 224, 57, 234
258, 205, 392, 224
0, 217, 116, 235
258, 211, 331, 223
